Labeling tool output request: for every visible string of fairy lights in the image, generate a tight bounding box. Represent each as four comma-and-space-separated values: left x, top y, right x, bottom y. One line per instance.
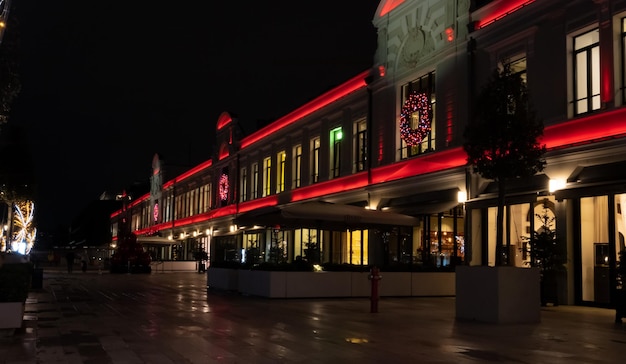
1, 201, 36, 255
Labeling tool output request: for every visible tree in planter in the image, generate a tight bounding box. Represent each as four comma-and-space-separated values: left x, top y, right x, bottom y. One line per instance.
616, 249, 626, 323
303, 231, 320, 264
525, 201, 566, 305
463, 62, 547, 266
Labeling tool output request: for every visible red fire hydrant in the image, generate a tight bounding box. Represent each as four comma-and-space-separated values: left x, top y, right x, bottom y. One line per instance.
369, 266, 382, 313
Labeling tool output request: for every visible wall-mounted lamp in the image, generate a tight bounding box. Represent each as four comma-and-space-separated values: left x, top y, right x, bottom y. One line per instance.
457, 190, 467, 203
549, 179, 566, 193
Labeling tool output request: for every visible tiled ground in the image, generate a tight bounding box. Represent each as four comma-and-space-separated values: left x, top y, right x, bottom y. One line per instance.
1, 270, 625, 363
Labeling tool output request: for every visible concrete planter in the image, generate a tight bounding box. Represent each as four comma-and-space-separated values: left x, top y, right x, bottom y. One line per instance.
411, 272, 456, 296
209, 268, 455, 298
455, 265, 540, 323
0, 301, 25, 330
207, 267, 239, 291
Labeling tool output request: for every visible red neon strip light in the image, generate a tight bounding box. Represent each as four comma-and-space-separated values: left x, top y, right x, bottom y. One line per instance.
216, 112, 232, 130
541, 107, 626, 149
379, 0, 405, 17
240, 71, 369, 149
111, 109, 626, 222
128, 193, 149, 208
162, 159, 213, 189
237, 196, 279, 213
292, 173, 369, 202
477, 0, 535, 29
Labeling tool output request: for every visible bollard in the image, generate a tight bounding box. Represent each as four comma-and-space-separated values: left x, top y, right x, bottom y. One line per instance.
368, 266, 382, 313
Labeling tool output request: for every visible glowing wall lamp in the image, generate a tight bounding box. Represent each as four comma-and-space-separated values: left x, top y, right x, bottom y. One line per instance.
457, 190, 467, 204
549, 179, 566, 193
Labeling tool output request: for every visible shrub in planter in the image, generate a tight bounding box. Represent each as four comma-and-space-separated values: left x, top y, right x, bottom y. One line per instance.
616, 250, 626, 323
0, 261, 34, 303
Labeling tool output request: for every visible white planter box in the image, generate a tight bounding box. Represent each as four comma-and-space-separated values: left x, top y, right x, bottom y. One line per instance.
238, 270, 287, 298
218, 269, 455, 298
285, 271, 353, 298
207, 267, 239, 291
379, 272, 412, 296
0, 301, 25, 330
412, 272, 456, 296
455, 265, 540, 323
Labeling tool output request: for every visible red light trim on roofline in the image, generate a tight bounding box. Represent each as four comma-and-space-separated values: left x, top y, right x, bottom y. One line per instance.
541, 107, 626, 149
240, 70, 370, 149
476, 0, 535, 29
162, 159, 213, 189
379, 0, 405, 17
216, 112, 232, 130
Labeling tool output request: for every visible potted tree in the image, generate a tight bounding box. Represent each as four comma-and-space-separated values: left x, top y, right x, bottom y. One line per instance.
0, 254, 34, 331
458, 61, 547, 323
616, 249, 626, 323
527, 202, 566, 306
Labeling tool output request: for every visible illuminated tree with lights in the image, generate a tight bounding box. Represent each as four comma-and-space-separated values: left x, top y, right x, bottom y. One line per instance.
463, 62, 546, 266
0, 124, 36, 253
10, 200, 36, 254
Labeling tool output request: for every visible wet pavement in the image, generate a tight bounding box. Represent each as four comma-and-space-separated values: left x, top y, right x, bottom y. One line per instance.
1, 269, 626, 363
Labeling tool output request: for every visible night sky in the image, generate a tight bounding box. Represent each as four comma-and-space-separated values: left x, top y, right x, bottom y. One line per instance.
7, 1, 380, 232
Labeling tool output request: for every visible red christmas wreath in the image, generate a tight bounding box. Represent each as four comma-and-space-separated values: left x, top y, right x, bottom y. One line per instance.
219, 173, 229, 200
399, 91, 432, 147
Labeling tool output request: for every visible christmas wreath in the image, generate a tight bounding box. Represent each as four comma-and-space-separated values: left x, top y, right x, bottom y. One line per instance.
219, 173, 229, 200
399, 91, 432, 146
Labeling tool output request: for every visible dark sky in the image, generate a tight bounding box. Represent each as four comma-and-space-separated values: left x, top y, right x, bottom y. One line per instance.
8, 1, 380, 232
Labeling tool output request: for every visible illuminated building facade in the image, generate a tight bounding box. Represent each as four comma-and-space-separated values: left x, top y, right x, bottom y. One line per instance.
111, 0, 626, 307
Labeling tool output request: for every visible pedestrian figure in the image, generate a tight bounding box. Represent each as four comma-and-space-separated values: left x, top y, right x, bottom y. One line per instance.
81, 256, 87, 272
66, 251, 75, 273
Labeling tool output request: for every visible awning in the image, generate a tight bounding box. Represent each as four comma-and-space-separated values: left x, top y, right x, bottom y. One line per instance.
386, 188, 460, 215
235, 201, 420, 230
136, 236, 174, 245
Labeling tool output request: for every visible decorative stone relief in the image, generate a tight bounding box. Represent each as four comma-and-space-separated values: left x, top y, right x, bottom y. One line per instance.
401, 27, 425, 68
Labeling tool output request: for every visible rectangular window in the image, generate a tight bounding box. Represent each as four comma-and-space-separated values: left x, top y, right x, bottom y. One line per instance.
205, 183, 211, 211
311, 137, 320, 183
252, 163, 259, 199
400, 72, 436, 159
276, 151, 286, 193
330, 127, 342, 178
240, 167, 247, 202
354, 119, 367, 172
293, 144, 302, 188
263, 157, 271, 197
574, 28, 600, 115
